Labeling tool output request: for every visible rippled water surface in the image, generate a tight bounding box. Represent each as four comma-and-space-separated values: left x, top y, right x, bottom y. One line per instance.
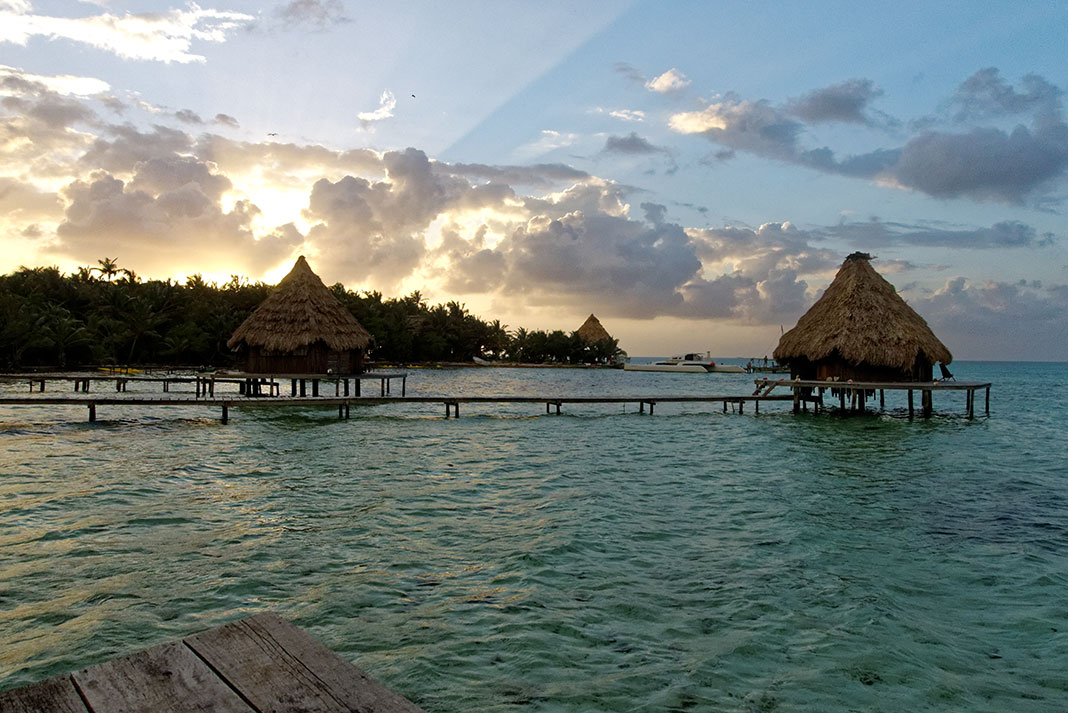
1, 361, 1066, 711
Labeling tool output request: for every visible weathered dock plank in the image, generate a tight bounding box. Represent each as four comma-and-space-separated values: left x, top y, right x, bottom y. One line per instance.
0, 613, 427, 713
0, 676, 85, 713
74, 640, 252, 713
186, 612, 424, 713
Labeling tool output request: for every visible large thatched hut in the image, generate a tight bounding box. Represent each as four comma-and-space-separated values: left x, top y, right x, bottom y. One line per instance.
576, 314, 612, 344
774, 252, 951, 382
228, 256, 372, 374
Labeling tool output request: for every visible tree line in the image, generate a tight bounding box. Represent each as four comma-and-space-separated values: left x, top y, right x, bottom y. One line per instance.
0, 260, 625, 370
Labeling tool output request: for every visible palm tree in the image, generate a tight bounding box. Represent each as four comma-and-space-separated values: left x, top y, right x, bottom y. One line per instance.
96, 257, 119, 282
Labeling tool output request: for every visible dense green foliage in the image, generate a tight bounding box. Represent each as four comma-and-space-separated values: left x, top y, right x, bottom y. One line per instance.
0, 262, 625, 369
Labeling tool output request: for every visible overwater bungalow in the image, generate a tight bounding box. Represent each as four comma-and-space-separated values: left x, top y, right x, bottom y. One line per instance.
576, 314, 612, 344
773, 252, 952, 382
227, 256, 372, 375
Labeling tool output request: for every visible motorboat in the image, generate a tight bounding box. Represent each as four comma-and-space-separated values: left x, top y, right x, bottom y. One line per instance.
624, 352, 717, 373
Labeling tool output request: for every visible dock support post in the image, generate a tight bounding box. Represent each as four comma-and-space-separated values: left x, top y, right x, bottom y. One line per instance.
907, 390, 914, 418
967, 390, 974, 419
300, 380, 306, 397
755, 399, 759, 414
556, 402, 561, 415
723, 400, 727, 413
338, 404, 344, 419
345, 404, 350, 419
546, 402, 550, 414
793, 388, 800, 414
88, 403, 96, 422
649, 402, 655, 415
839, 390, 846, 412
312, 379, 319, 397
739, 400, 744, 414
380, 378, 386, 397
291, 379, 297, 396
922, 390, 932, 418
222, 404, 229, 424
880, 389, 885, 408
640, 401, 645, 414
402, 376, 406, 397
985, 386, 990, 415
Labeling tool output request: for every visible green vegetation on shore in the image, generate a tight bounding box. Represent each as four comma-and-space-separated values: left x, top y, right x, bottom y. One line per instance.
0, 262, 624, 370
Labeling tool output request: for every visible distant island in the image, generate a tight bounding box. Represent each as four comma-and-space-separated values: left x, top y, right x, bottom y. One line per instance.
0, 260, 625, 371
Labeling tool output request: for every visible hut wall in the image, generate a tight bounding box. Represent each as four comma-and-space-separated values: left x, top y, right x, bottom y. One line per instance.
787, 354, 933, 382
243, 344, 364, 374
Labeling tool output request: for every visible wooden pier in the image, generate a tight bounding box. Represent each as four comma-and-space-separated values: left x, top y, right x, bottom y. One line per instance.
0, 392, 795, 423
0, 612, 425, 713
754, 378, 992, 418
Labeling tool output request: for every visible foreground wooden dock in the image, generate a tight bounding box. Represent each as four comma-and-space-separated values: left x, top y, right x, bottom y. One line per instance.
0, 392, 795, 423
754, 377, 992, 418
0, 612, 425, 713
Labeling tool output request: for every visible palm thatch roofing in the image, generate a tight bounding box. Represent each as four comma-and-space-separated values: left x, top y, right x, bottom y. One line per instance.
774, 252, 951, 369
576, 314, 612, 343
227, 256, 372, 353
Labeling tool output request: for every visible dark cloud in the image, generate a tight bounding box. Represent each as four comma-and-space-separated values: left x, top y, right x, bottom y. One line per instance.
80, 124, 195, 174
891, 125, 1068, 203
787, 78, 885, 125
952, 67, 1063, 121
821, 218, 1056, 249
613, 62, 647, 85
603, 132, 665, 155
214, 113, 239, 128
174, 109, 203, 124
275, 0, 350, 29
910, 277, 1068, 360
672, 70, 1068, 206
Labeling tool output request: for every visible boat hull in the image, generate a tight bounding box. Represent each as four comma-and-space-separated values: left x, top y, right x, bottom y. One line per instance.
623, 363, 710, 373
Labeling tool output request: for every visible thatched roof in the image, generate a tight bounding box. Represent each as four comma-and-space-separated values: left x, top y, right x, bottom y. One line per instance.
576, 314, 612, 343
227, 256, 372, 353
774, 252, 951, 369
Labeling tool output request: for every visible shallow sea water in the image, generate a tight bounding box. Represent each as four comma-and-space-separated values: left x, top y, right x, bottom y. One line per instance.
1, 361, 1066, 711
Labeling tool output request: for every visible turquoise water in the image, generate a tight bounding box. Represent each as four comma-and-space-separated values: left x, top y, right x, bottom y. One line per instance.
1, 361, 1066, 711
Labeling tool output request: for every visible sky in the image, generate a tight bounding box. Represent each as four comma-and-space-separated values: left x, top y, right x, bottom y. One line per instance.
1, 0, 1066, 360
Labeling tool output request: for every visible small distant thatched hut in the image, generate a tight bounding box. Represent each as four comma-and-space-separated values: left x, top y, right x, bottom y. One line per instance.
228, 256, 372, 374
774, 252, 951, 382
576, 314, 612, 344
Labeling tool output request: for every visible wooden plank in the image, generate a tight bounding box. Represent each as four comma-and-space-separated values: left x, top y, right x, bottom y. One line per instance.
185, 612, 425, 713
73, 640, 252, 713
0, 676, 87, 713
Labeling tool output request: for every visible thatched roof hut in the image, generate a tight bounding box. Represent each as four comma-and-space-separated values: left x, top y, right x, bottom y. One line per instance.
576, 314, 612, 344
228, 256, 372, 374
774, 252, 951, 382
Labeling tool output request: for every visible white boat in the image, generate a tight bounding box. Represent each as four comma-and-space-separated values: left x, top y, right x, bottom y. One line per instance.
624, 352, 717, 373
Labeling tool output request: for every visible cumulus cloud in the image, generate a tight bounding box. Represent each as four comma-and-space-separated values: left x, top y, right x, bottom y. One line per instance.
0, 4, 254, 63
54, 164, 298, 275
275, 0, 349, 29
610, 109, 645, 122
357, 90, 396, 126
646, 68, 691, 93
0, 176, 63, 221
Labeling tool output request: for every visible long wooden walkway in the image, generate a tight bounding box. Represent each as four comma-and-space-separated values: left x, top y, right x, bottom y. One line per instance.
0, 612, 424, 713
0, 392, 795, 422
